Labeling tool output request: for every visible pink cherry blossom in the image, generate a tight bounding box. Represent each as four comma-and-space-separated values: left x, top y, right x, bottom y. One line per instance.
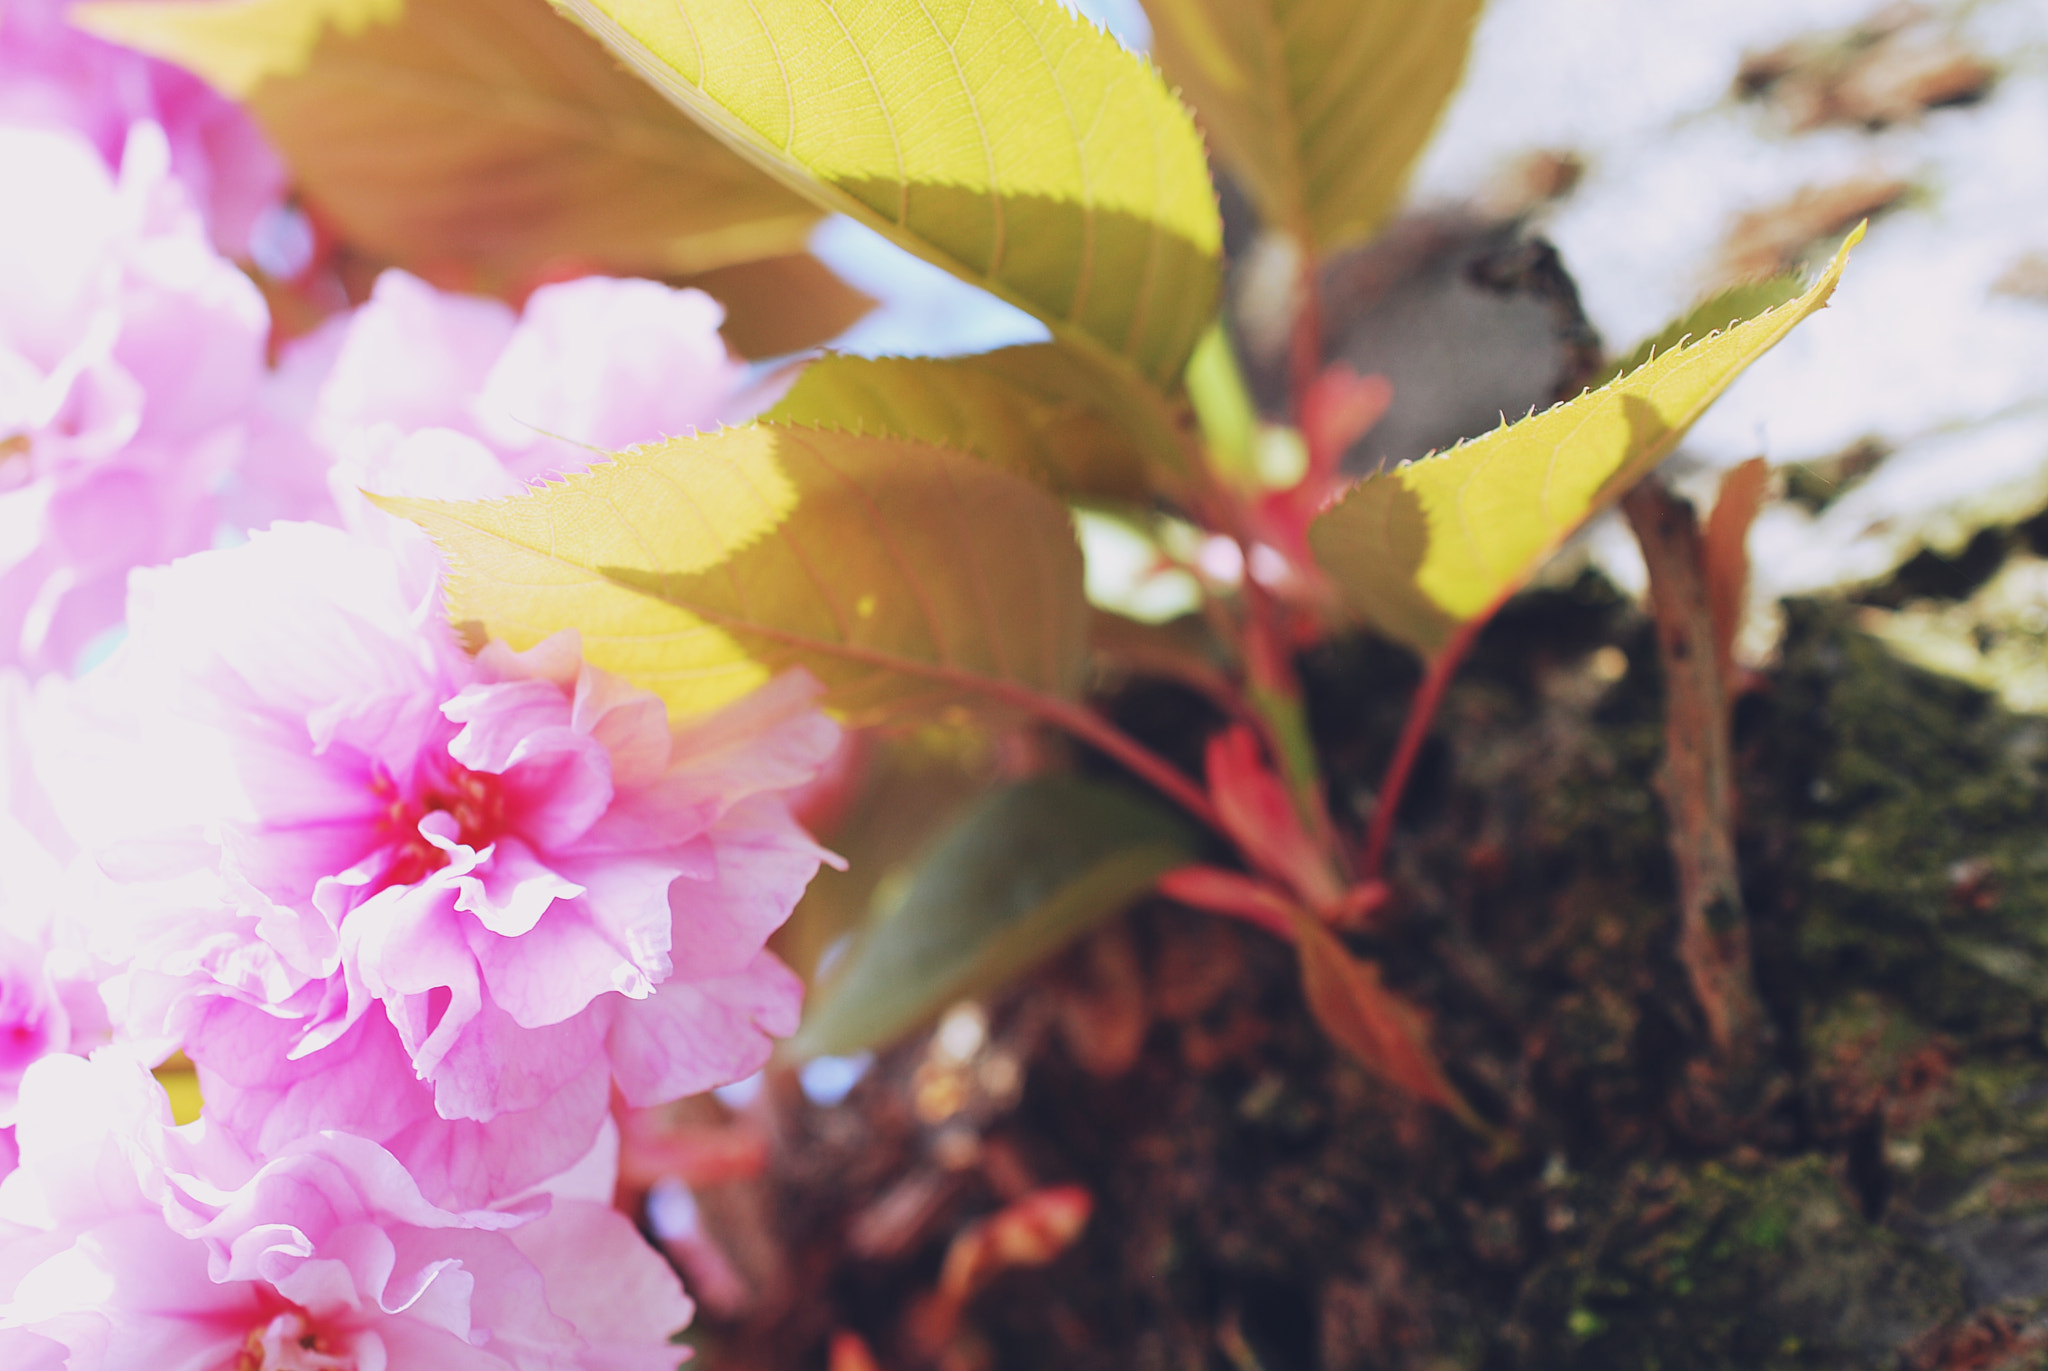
315, 269, 761, 499
89, 522, 837, 1204
0, 121, 322, 672
0, 0, 286, 256
309, 272, 767, 605
0, 674, 121, 1175
0, 1053, 692, 1369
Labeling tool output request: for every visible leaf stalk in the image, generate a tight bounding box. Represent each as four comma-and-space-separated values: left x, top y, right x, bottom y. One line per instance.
1359, 598, 1503, 880
1031, 696, 1225, 836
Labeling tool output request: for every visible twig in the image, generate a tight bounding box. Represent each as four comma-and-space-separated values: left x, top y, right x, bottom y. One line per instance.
1622, 479, 1768, 1062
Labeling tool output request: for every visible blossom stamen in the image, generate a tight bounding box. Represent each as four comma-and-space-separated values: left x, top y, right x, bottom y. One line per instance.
376, 761, 506, 889
436, 765, 506, 849
235, 1312, 351, 1371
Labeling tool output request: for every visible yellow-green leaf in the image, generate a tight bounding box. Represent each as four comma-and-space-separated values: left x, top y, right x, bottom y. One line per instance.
1184, 322, 1258, 483
1309, 226, 1862, 660
80, 0, 822, 285
378, 425, 1091, 723
790, 778, 1194, 1057
1146, 0, 1483, 252
1594, 274, 1805, 387
768, 347, 1170, 502
549, 0, 1222, 388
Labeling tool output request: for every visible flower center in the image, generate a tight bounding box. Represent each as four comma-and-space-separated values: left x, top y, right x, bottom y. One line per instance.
0, 952, 60, 1074
235, 1312, 352, 1371
377, 759, 507, 889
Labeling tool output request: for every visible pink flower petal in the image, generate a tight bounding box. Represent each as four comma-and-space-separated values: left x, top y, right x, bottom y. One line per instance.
469, 893, 661, 1028
419, 997, 606, 1122
663, 796, 833, 981
451, 836, 584, 939
314, 271, 514, 441
606, 950, 803, 1107
510, 1200, 694, 1368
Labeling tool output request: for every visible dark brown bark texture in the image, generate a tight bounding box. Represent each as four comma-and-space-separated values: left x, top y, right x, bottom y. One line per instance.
673, 537, 2048, 1369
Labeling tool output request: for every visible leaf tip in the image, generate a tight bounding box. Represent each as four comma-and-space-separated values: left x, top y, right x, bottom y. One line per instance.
1817, 218, 1866, 294
361, 488, 434, 521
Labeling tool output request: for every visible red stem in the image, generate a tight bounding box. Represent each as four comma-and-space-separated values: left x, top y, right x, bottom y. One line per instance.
606, 603, 1228, 840
1240, 582, 1336, 848
1289, 259, 1327, 467
1360, 604, 1499, 880
1033, 695, 1224, 836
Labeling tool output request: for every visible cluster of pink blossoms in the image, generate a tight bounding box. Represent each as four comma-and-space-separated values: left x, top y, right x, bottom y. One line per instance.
0, 5, 837, 1364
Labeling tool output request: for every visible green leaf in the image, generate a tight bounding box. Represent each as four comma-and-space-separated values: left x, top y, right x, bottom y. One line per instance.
1308, 226, 1862, 660
790, 777, 1194, 1057
768, 347, 1164, 502
377, 424, 1091, 723
1184, 322, 1258, 483
1594, 275, 1806, 387
548, 0, 1222, 388
775, 736, 999, 985
79, 0, 822, 285
1145, 0, 1483, 253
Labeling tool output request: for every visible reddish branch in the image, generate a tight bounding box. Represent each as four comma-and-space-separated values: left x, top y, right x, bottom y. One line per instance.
1360, 604, 1499, 880
1622, 479, 1768, 1061
1289, 255, 1326, 445
1031, 695, 1224, 835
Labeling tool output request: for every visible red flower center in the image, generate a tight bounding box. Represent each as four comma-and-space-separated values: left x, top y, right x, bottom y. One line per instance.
235, 1310, 351, 1370
375, 758, 507, 889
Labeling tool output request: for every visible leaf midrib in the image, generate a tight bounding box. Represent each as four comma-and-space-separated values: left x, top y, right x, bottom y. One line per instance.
1251, 0, 1312, 243
550, 0, 1204, 396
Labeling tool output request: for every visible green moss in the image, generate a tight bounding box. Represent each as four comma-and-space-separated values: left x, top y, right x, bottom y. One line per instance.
1780, 602, 2048, 1038
1519, 1157, 1962, 1369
